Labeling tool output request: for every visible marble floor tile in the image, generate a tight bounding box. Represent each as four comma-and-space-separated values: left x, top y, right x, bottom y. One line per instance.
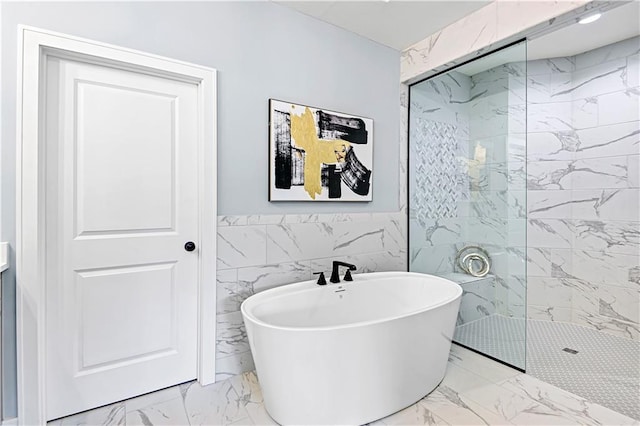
228, 371, 262, 404
453, 315, 640, 420
226, 418, 255, 426
419, 386, 514, 425
502, 374, 638, 426
461, 381, 545, 421
229, 371, 278, 425
57, 402, 125, 425
376, 402, 450, 425
125, 397, 189, 426
439, 362, 493, 394
509, 410, 585, 425
124, 386, 183, 413
448, 344, 521, 383
181, 378, 250, 425
240, 403, 275, 426
51, 344, 636, 426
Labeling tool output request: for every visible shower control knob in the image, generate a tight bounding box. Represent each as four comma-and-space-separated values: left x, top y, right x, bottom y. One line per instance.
184, 241, 196, 252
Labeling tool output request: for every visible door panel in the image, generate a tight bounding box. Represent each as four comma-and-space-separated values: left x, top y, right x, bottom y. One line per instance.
45, 56, 199, 420
76, 81, 176, 235
77, 262, 177, 370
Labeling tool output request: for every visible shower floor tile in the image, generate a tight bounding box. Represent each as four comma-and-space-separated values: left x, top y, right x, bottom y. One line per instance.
48, 342, 637, 425
454, 314, 527, 368
454, 314, 640, 420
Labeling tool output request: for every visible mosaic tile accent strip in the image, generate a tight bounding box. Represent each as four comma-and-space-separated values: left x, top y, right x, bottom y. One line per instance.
411, 119, 459, 224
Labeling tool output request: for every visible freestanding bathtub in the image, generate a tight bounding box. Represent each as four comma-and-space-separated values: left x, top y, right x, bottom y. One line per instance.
240, 271, 462, 425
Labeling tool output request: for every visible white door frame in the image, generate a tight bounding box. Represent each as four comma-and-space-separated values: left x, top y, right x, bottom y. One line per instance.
16, 26, 217, 425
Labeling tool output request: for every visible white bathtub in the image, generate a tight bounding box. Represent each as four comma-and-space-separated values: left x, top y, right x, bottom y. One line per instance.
241, 271, 462, 425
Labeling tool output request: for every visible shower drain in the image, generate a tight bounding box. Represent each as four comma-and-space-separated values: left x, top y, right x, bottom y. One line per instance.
562, 347, 579, 354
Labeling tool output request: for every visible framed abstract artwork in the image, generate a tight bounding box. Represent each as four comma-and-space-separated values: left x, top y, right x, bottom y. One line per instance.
269, 99, 373, 201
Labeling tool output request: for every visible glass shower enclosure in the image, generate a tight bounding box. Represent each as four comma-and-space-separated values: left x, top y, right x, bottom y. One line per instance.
408, 41, 527, 370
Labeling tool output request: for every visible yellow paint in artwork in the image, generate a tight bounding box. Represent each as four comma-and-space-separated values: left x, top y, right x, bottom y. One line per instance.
290, 107, 351, 199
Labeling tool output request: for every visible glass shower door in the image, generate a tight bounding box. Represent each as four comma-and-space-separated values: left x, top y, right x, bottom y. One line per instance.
408, 41, 527, 370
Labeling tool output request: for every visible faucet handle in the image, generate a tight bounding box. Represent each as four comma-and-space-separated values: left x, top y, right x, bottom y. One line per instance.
313, 272, 327, 285
343, 270, 353, 281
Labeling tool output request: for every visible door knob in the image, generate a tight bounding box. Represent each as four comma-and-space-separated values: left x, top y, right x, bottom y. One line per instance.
184, 241, 196, 252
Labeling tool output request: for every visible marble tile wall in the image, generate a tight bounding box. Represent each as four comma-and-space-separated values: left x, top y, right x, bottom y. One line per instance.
465, 60, 528, 319
409, 62, 527, 324
401, 1, 604, 84
442, 273, 496, 325
409, 36, 638, 341
400, 0, 638, 333
526, 36, 640, 341
215, 211, 407, 380
409, 71, 470, 276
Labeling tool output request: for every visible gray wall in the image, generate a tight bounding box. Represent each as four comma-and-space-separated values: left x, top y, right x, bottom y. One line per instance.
0, 1, 400, 417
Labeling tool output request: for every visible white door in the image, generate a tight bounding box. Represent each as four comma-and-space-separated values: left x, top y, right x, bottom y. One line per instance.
44, 54, 200, 420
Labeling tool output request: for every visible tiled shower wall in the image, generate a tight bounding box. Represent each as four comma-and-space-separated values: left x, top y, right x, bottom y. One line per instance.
214, 212, 406, 379
409, 61, 527, 322
409, 70, 470, 276
526, 36, 640, 341
465, 61, 527, 319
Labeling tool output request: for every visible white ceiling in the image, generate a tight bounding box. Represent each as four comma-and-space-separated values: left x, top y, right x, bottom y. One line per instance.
274, 0, 491, 51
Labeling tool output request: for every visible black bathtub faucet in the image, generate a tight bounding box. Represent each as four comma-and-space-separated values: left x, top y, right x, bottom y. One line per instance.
330, 261, 357, 283
313, 272, 327, 285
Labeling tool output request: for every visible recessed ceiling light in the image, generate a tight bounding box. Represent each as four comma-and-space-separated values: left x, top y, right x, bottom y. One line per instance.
578, 13, 602, 24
